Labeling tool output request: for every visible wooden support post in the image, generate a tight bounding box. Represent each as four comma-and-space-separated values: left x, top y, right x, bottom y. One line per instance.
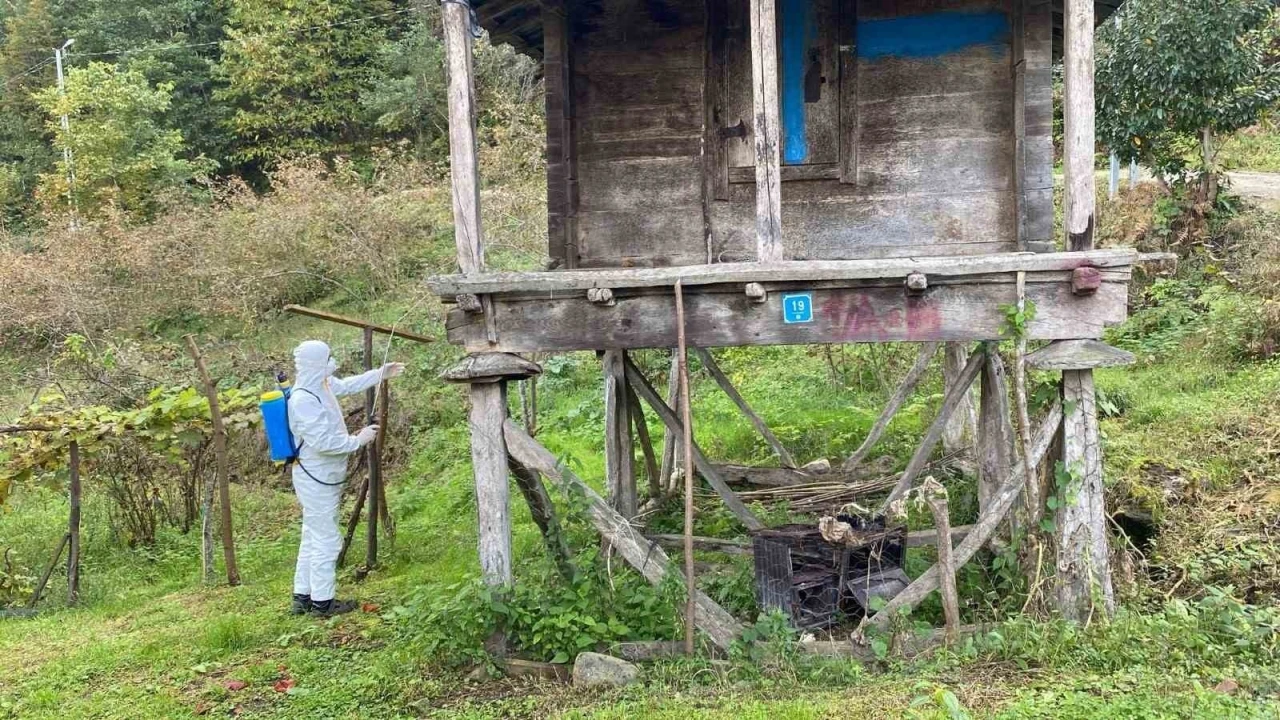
1055, 370, 1115, 622
471, 380, 512, 587
627, 384, 662, 501
67, 440, 81, 604
509, 457, 575, 582
364, 328, 381, 570
978, 344, 1014, 513
748, 0, 783, 260
867, 403, 1062, 629
542, 0, 577, 268
941, 343, 979, 457
843, 342, 939, 472
919, 478, 959, 644
1063, 0, 1095, 251
624, 355, 765, 531
659, 351, 681, 494
603, 350, 636, 518
442, 0, 483, 274
503, 420, 742, 650
882, 349, 985, 508
695, 347, 796, 468
185, 336, 240, 586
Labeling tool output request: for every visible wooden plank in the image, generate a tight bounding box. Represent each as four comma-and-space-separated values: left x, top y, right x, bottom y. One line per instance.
283, 305, 434, 344
443, 0, 484, 274
978, 344, 1014, 512
1012, 0, 1027, 249
624, 355, 766, 531
749, 0, 784, 260
843, 341, 939, 471
728, 163, 841, 183
694, 347, 796, 468
882, 348, 985, 507
706, 0, 730, 201
543, 0, 576, 267
1026, 339, 1136, 370
503, 420, 743, 649
1063, 0, 1095, 250
838, 0, 857, 184
1055, 369, 1115, 621
603, 350, 637, 518
470, 380, 512, 586
446, 280, 1130, 352
867, 402, 1063, 630
427, 249, 1138, 294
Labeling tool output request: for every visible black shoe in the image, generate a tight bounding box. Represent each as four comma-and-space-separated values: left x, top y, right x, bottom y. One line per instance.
290, 594, 311, 615
309, 598, 357, 617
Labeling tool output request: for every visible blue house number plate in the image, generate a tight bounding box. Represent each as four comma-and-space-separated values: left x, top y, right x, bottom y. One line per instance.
781, 292, 813, 324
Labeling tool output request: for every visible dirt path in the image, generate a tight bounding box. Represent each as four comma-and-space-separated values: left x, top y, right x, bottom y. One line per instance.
1226, 171, 1280, 209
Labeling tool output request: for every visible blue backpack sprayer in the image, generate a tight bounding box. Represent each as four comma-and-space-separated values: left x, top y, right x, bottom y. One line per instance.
259, 371, 300, 463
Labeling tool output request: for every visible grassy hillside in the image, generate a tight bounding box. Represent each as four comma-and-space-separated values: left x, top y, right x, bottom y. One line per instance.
2, 163, 1280, 718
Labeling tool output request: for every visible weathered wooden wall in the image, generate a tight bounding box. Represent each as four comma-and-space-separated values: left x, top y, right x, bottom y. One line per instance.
561, 0, 1054, 267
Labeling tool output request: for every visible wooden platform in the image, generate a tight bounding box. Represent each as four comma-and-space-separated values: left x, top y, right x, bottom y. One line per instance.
428, 251, 1134, 353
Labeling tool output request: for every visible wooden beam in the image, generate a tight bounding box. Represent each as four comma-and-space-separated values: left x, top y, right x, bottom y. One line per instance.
866, 403, 1063, 630
882, 349, 986, 507
503, 420, 743, 649
443, 0, 484, 273
603, 350, 637, 518
445, 280, 1130, 353
1026, 339, 1136, 370
509, 456, 576, 582
1063, 0, 1095, 250
623, 356, 766, 531
427, 250, 1139, 295
1055, 369, 1115, 621
694, 348, 796, 468
843, 342, 939, 472
748, 0, 783, 260
471, 380, 512, 586
647, 525, 975, 556
628, 383, 662, 501
283, 305, 434, 344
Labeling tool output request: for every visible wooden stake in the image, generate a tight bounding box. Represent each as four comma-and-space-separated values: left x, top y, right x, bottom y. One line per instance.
376, 383, 394, 541
627, 383, 662, 501
882, 349, 985, 508
185, 336, 240, 586
624, 356, 765, 531
675, 281, 696, 656
1012, 272, 1039, 521
503, 420, 742, 650
748, 0, 784, 260
659, 351, 681, 494
919, 478, 959, 644
364, 328, 380, 570
866, 402, 1062, 629
67, 440, 81, 604
843, 342, 939, 472
337, 477, 369, 569
27, 532, 69, 609
694, 347, 795, 468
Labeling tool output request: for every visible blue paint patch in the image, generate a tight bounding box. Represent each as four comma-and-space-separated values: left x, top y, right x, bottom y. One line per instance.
780, 0, 813, 163
857, 11, 1008, 60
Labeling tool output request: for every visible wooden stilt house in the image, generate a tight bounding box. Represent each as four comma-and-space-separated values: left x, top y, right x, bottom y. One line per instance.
429, 0, 1137, 648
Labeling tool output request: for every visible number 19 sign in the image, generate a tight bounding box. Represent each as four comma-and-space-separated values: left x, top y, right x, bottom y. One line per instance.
781, 292, 813, 324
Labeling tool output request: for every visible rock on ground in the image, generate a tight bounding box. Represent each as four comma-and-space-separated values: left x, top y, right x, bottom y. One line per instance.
572, 652, 640, 688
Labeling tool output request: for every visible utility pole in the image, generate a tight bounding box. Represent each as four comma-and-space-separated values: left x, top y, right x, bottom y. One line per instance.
54, 38, 78, 230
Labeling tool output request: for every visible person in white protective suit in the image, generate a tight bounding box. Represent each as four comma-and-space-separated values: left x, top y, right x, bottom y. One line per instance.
288, 340, 404, 616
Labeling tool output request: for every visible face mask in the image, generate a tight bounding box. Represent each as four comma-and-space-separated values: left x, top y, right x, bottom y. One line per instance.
326, 358, 338, 375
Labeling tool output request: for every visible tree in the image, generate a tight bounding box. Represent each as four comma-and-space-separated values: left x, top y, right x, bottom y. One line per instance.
215, 0, 400, 173
54, 0, 232, 168
34, 61, 214, 218
0, 0, 60, 223
1096, 0, 1280, 204
361, 11, 449, 159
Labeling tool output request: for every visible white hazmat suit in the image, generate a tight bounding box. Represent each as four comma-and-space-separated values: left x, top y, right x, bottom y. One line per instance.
288, 340, 400, 605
